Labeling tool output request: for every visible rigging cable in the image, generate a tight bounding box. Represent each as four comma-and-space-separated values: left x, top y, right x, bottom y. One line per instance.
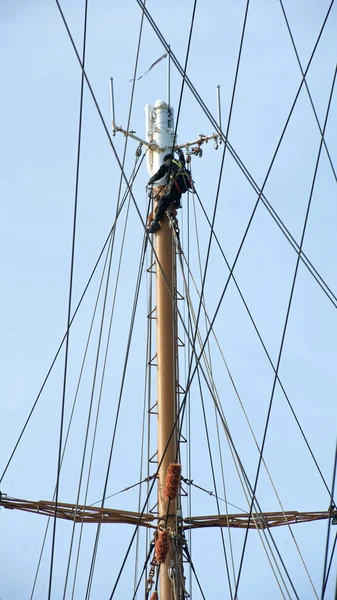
47, 0, 337, 322
105, 4, 200, 593
0, 154, 146, 485
84, 227, 151, 598
233, 60, 337, 600
45, 0, 337, 326
179, 2, 251, 589
176, 190, 336, 591
321, 438, 337, 598
192, 186, 335, 498
322, 533, 337, 598
47, 0, 89, 597
136, 0, 337, 311
28, 158, 144, 599
278, 0, 337, 183
66, 152, 144, 600
173, 229, 298, 598
11, 2, 334, 596
185, 185, 238, 592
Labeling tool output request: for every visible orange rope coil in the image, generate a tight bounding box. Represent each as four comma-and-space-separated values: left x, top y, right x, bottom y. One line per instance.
164, 463, 181, 500
155, 529, 170, 564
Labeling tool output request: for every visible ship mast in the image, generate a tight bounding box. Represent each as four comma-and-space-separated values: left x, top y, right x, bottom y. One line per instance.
146, 99, 182, 600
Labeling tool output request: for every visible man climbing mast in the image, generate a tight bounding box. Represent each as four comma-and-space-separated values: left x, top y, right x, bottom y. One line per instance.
146, 148, 192, 234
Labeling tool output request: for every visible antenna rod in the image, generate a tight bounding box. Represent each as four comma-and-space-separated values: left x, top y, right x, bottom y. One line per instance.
216, 84, 222, 140
167, 46, 171, 109
109, 77, 116, 136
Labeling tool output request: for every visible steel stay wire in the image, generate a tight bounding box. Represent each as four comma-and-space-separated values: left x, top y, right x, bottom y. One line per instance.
134, 17, 337, 582
48, 0, 337, 322
47, 1, 89, 596
129, 4, 200, 595
189, 187, 238, 585
322, 533, 337, 598
103, 268, 300, 600
48, 0, 337, 375
29, 160, 131, 599
175, 4, 250, 589
173, 230, 299, 599
0, 154, 145, 485
164, 222, 295, 597
83, 212, 153, 598
112, 4, 334, 596
136, 0, 337, 311
279, 0, 337, 184
321, 439, 337, 598
84, 227, 153, 598
233, 61, 337, 600
192, 186, 334, 498
64, 154, 143, 599
17, 1, 332, 596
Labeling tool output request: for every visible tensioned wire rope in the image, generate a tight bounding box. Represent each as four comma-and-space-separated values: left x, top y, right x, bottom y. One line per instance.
47, 0, 89, 596
83, 224, 150, 599
150, 0, 337, 434
134, 2, 206, 596
321, 439, 337, 598
118, 15, 336, 600
83, 0, 202, 593
177, 175, 337, 595
151, 3, 337, 590
135, 15, 337, 584
28, 151, 144, 599
29, 158, 144, 599
173, 229, 300, 599
175, 214, 325, 590
8, 0, 334, 592
175, 218, 287, 595
0, 9, 213, 600
131, 236, 155, 597
188, 191, 237, 590
109, 70, 334, 600
46, 1, 334, 580
0, 153, 146, 486
191, 186, 334, 498
176, 196, 335, 596
194, 359, 291, 599
103, 273, 303, 600
116, 195, 304, 596
158, 24, 336, 584
136, 0, 337, 311
45, 0, 337, 321
102, 1, 212, 596
233, 61, 337, 600
63, 4, 151, 596
177, 1, 252, 594
64, 157, 145, 599
279, 0, 337, 184
48, 0, 337, 400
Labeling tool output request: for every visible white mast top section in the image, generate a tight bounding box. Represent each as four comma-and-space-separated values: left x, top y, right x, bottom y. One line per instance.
145, 99, 175, 182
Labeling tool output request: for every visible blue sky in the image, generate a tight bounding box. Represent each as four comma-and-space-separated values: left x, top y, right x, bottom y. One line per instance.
0, 1, 336, 598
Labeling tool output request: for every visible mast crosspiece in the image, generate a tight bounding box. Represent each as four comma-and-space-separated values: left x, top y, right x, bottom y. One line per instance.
0, 495, 335, 530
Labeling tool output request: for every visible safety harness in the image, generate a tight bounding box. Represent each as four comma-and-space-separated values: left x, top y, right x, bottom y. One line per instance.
169, 159, 193, 194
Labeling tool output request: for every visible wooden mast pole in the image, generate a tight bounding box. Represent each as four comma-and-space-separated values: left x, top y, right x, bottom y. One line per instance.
146, 100, 181, 600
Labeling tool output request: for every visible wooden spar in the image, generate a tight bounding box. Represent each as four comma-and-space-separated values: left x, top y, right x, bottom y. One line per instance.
0, 496, 335, 530
147, 99, 182, 600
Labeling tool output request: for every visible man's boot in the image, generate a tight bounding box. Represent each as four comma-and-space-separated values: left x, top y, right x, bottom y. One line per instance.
147, 220, 160, 234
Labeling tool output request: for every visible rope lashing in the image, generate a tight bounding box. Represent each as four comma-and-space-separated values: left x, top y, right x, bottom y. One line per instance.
155, 530, 170, 564
164, 464, 181, 500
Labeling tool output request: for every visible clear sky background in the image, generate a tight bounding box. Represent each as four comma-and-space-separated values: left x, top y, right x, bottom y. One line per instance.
0, 1, 336, 598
